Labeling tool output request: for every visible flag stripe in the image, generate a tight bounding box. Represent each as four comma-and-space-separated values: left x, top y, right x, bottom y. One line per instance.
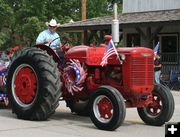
102, 49, 115, 60
100, 39, 119, 67
102, 51, 116, 61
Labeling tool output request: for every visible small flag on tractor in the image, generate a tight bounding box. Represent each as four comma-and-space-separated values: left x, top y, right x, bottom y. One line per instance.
100, 39, 119, 67
153, 42, 160, 56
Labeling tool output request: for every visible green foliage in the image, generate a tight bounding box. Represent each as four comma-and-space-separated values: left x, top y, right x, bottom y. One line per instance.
0, 0, 122, 50
0, 32, 9, 49
0, 0, 14, 29
0, 0, 14, 49
21, 17, 45, 46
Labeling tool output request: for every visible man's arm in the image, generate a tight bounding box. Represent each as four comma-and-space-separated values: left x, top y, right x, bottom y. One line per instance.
36, 39, 53, 45
36, 31, 52, 45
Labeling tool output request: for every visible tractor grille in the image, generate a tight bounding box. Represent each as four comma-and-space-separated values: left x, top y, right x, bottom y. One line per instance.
131, 57, 154, 86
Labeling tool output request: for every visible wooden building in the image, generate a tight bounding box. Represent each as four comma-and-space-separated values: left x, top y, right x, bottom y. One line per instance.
60, 0, 180, 73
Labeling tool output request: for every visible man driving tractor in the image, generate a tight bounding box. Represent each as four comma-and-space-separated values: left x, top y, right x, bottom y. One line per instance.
36, 19, 62, 49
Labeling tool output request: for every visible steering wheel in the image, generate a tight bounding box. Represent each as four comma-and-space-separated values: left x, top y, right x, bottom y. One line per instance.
48, 37, 61, 48
48, 37, 70, 53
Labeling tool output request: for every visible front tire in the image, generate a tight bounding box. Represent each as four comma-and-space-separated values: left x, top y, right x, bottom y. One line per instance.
137, 84, 174, 126
7, 47, 62, 120
89, 86, 126, 130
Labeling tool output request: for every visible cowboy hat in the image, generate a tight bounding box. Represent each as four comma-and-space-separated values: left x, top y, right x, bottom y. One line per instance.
46, 19, 60, 27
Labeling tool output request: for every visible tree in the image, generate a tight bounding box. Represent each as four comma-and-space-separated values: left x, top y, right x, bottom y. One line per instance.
7, 0, 48, 47
0, 0, 14, 49
0, 0, 123, 49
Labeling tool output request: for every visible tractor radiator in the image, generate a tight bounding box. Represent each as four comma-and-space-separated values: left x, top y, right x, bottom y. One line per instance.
131, 57, 154, 86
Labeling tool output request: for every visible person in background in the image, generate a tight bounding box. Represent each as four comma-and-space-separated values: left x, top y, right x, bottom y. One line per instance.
154, 54, 162, 84
36, 19, 61, 49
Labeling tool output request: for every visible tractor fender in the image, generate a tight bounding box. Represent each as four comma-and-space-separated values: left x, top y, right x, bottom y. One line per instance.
35, 45, 61, 66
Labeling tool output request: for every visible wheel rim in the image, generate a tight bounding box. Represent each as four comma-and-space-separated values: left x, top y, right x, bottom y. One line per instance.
12, 64, 38, 107
93, 95, 113, 123
146, 94, 162, 117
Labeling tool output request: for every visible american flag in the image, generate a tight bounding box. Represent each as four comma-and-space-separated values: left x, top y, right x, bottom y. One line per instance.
100, 39, 119, 67
153, 42, 160, 56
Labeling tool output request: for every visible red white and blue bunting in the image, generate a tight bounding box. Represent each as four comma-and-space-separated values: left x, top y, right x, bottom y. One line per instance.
63, 59, 87, 95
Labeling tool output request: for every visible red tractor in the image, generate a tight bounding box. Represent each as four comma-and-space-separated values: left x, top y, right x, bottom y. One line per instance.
6, 36, 174, 131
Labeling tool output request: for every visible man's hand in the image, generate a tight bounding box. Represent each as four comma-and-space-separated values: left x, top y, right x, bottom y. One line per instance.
44, 38, 53, 44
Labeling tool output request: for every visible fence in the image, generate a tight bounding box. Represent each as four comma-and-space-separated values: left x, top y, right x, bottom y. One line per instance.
160, 53, 180, 91
160, 53, 180, 73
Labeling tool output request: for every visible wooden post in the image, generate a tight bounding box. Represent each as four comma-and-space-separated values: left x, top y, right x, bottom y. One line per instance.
136, 26, 163, 48
82, 0, 86, 21
82, 0, 86, 44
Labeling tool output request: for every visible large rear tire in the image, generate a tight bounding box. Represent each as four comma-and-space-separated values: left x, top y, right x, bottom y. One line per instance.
89, 85, 126, 130
7, 47, 62, 120
137, 84, 174, 126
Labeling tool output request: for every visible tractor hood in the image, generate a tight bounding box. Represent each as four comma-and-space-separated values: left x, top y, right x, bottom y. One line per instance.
65, 45, 154, 66
64, 45, 89, 62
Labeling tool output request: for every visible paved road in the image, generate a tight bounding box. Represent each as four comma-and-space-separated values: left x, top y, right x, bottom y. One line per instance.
0, 91, 180, 137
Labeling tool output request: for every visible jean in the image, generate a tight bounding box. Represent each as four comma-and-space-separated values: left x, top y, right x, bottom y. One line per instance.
155, 70, 161, 84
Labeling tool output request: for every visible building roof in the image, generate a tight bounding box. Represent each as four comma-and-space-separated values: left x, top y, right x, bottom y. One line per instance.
60, 9, 180, 32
